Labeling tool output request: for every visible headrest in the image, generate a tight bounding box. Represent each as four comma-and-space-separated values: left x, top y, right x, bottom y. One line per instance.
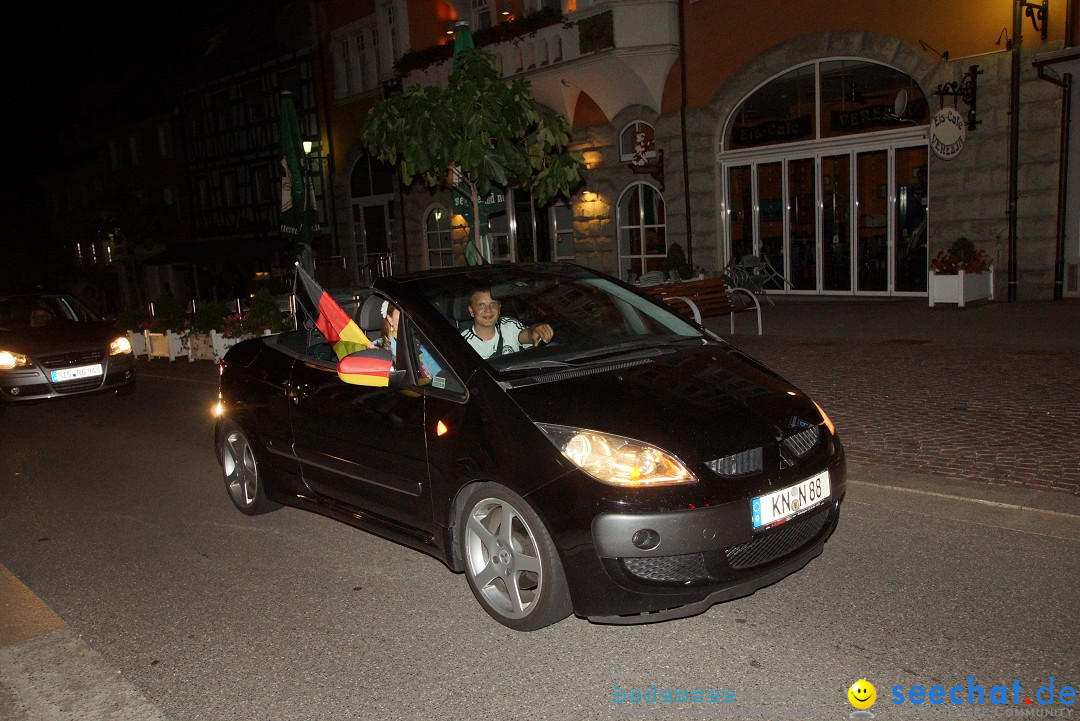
451, 295, 473, 326
358, 295, 386, 333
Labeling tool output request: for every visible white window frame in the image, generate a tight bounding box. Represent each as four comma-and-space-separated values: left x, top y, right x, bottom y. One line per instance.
331, 17, 383, 99
423, 204, 454, 269
619, 121, 657, 163
472, 0, 494, 31
617, 182, 667, 280
377, 0, 409, 70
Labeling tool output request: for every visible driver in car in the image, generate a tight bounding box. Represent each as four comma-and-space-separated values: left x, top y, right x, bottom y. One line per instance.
461, 286, 554, 359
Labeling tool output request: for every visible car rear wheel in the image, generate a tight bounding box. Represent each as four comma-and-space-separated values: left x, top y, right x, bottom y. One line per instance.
460, 483, 572, 631
220, 420, 278, 515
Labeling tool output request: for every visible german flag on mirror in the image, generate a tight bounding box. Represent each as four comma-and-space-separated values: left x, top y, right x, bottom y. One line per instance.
292, 263, 370, 359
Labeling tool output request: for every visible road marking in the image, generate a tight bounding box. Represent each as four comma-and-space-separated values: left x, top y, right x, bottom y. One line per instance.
138, 372, 216, 387
0, 564, 65, 648
848, 479, 1080, 520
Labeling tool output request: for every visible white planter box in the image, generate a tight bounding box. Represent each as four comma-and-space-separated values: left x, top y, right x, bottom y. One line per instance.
126, 330, 148, 358
144, 330, 186, 361
187, 332, 216, 362
928, 268, 994, 308
210, 329, 271, 363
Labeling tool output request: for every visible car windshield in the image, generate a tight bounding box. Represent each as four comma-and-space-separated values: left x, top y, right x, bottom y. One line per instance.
0, 294, 99, 329
413, 265, 708, 373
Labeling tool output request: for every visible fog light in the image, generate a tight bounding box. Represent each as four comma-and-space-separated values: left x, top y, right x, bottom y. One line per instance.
9, 387, 20, 396
631, 528, 660, 551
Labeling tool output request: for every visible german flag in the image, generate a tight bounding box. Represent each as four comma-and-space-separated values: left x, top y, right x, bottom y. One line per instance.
336, 348, 393, 386
293, 263, 370, 359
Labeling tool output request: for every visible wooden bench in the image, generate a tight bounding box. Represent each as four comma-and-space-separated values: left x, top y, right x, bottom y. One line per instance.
639, 277, 762, 335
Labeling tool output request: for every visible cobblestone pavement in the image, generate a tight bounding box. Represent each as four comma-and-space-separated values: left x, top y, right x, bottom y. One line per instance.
712, 300, 1080, 496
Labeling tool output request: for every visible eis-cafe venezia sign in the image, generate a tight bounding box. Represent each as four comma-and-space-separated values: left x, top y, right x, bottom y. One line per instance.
930, 107, 966, 161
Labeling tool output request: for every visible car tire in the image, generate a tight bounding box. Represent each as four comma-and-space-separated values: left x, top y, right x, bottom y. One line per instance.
219, 420, 279, 516
460, 483, 572, 631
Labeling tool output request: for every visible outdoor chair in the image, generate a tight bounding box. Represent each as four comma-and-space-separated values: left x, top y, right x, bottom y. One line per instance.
636, 271, 666, 287
727, 257, 774, 306
752, 254, 793, 290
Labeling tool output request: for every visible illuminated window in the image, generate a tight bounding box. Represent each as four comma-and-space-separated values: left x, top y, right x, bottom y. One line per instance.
425, 206, 454, 269
619, 122, 656, 163
617, 183, 665, 280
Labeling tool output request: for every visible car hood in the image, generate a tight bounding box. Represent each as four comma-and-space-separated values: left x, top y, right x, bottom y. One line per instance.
0, 322, 120, 355
503, 345, 824, 466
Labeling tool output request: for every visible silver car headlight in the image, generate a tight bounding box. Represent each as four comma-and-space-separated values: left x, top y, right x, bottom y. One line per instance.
0, 351, 30, 369
536, 423, 697, 487
109, 336, 132, 355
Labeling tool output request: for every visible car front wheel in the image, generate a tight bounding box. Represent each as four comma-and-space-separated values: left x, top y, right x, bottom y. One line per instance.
460, 483, 572, 631
219, 420, 278, 516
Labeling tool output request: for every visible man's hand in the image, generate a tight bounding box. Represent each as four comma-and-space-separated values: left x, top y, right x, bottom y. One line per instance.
524, 323, 554, 346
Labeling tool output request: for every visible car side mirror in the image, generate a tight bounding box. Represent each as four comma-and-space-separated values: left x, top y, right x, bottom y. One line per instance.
337, 349, 393, 387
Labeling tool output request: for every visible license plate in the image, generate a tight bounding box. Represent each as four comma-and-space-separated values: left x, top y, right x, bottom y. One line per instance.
752, 471, 831, 530
50, 364, 103, 383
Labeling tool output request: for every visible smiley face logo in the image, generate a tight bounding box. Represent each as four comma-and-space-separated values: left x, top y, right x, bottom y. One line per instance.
848, 679, 877, 710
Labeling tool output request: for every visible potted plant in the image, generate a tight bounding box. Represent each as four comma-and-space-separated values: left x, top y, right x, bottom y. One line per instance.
928, 237, 994, 308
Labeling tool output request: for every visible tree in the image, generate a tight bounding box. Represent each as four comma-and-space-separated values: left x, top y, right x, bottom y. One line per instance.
359, 48, 586, 263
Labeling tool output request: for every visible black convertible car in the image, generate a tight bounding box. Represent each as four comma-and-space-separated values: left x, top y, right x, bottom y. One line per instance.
214, 263, 845, 630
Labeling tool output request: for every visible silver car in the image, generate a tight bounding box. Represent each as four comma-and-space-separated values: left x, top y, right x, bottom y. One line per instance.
0, 293, 135, 412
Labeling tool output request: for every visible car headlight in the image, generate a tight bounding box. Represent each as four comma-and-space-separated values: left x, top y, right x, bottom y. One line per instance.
812, 401, 836, 435
109, 336, 132, 355
536, 423, 697, 487
0, 351, 30, 370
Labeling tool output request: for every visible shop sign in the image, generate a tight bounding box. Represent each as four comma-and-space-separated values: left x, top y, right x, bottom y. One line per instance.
930, 107, 966, 161
731, 115, 813, 148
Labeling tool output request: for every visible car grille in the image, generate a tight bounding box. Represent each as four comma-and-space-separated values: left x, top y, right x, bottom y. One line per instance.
781, 426, 821, 459
36, 350, 104, 369
54, 377, 105, 394
724, 509, 830, 570
622, 553, 709, 584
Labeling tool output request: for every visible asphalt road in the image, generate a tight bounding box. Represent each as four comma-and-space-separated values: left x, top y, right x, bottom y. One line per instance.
1, 367, 1078, 721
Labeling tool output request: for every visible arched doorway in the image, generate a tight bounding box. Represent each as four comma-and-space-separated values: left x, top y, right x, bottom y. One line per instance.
720, 59, 930, 295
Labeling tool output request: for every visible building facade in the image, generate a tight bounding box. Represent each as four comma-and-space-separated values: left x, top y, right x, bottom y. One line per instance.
312, 0, 1078, 300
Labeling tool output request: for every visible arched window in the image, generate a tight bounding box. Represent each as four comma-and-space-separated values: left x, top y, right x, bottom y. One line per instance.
350, 154, 394, 197
725, 60, 927, 151
617, 183, 665, 279
424, 205, 453, 269
619, 121, 656, 163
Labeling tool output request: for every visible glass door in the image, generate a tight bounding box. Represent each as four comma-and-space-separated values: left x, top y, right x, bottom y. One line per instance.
894, 146, 928, 293
787, 157, 817, 291
727, 165, 753, 264
757, 162, 784, 283
821, 154, 852, 292
855, 150, 889, 293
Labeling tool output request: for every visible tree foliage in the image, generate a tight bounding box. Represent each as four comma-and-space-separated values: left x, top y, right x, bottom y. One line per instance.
359, 49, 586, 261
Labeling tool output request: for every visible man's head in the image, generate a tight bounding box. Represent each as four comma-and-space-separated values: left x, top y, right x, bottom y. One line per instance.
467, 286, 502, 332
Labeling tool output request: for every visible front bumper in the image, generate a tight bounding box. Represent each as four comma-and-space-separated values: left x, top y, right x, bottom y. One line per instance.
0, 352, 136, 403
530, 449, 846, 623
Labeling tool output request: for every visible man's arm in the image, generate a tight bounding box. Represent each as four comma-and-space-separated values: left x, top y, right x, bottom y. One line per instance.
517, 322, 554, 346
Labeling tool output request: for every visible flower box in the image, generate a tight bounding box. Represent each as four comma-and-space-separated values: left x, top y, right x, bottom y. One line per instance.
210, 329, 272, 363
144, 329, 186, 361
126, 330, 148, 358
187, 332, 216, 362
928, 267, 994, 308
